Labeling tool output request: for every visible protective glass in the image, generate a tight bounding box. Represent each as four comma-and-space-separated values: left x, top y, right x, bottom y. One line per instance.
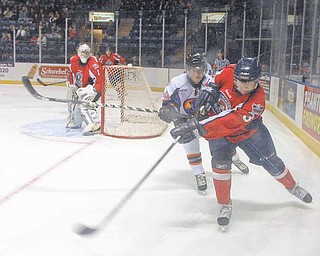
234, 79, 258, 94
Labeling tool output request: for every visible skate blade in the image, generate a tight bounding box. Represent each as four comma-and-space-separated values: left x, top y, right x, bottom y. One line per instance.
220, 225, 228, 232
83, 130, 100, 136
66, 126, 82, 133
197, 190, 207, 196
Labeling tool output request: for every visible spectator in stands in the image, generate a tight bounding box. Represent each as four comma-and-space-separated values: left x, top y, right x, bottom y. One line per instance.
79, 24, 91, 39
48, 11, 55, 24
131, 55, 139, 66
41, 21, 51, 35
18, 5, 28, 21
37, 35, 47, 46
24, 25, 33, 40
68, 24, 77, 39
0, 6, 3, 19
16, 25, 27, 41
3, 6, 14, 19
1, 33, 11, 42
32, 13, 41, 25
105, 20, 115, 37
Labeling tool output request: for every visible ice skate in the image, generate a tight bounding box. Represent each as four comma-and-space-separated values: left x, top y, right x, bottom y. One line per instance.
195, 172, 207, 193
82, 123, 101, 136
232, 158, 249, 174
217, 203, 232, 231
65, 117, 82, 133
287, 183, 312, 203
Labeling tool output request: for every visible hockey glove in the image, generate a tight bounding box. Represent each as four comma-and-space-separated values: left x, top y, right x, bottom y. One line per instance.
76, 85, 98, 108
88, 77, 94, 85
195, 82, 220, 118
170, 118, 207, 144
158, 104, 180, 123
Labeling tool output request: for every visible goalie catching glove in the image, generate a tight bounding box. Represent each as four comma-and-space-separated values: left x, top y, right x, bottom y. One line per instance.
195, 82, 220, 118
76, 85, 99, 108
170, 118, 207, 144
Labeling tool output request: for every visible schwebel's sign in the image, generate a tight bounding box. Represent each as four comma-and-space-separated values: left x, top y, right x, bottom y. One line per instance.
39, 65, 69, 78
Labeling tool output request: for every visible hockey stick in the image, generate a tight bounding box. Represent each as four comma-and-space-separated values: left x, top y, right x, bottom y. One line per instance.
22, 76, 160, 114
73, 135, 181, 236
37, 78, 67, 86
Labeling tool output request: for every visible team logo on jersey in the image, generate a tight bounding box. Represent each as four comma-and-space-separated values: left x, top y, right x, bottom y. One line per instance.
183, 98, 197, 115
218, 92, 231, 111
75, 72, 83, 86
243, 103, 264, 122
252, 103, 264, 115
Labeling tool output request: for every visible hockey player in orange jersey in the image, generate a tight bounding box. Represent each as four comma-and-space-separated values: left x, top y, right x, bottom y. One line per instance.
158, 53, 250, 193
170, 57, 312, 230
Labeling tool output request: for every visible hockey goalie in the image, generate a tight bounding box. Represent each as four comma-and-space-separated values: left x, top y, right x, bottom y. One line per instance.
66, 43, 105, 135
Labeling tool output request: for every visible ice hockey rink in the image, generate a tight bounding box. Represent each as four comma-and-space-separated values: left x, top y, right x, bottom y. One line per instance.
0, 83, 319, 256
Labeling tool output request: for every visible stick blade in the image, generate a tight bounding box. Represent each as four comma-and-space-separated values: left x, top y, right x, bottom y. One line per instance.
37, 78, 49, 86
73, 223, 99, 236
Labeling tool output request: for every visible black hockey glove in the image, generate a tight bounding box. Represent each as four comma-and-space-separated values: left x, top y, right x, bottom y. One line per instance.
158, 104, 180, 123
170, 118, 207, 144
195, 82, 220, 118
88, 77, 94, 85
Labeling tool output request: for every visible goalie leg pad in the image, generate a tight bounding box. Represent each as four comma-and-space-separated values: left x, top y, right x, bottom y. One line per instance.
79, 105, 100, 134
66, 105, 83, 129
79, 105, 99, 124
66, 83, 82, 128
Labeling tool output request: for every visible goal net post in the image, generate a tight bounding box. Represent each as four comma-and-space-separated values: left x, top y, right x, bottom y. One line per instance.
101, 65, 167, 138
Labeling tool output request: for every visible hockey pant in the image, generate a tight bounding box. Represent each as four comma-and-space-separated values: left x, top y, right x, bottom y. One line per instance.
208, 123, 296, 205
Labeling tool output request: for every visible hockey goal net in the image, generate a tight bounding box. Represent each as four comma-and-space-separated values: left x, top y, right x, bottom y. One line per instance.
101, 65, 167, 138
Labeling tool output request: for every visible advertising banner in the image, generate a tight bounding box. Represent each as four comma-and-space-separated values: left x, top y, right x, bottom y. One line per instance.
259, 75, 271, 101
277, 79, 297, 120
0, 63, 69, 85
302, 86, 320, 142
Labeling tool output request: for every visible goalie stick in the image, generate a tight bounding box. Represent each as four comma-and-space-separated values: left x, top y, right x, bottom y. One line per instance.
73, 135, 181, 236
37, 78, 67, 86
22, 76, 160, 114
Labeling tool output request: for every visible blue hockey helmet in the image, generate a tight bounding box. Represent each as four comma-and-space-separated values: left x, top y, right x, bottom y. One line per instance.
234, 57, 261, 82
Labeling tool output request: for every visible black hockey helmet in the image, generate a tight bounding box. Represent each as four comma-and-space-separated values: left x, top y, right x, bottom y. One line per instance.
234, 57, 261, 82
186, 53, 206, 70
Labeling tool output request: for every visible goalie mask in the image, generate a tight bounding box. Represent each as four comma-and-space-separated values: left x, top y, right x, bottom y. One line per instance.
186, 53, 207, 86
234, 57, 261, 94
77, 43, 91, 63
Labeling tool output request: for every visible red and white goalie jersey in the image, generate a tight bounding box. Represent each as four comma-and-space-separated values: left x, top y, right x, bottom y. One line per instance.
201, 64, 266, 143
69, 55, 105, 93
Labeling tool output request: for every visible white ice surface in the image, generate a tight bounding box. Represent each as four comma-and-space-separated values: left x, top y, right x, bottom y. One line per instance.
0, 84, 319, 256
